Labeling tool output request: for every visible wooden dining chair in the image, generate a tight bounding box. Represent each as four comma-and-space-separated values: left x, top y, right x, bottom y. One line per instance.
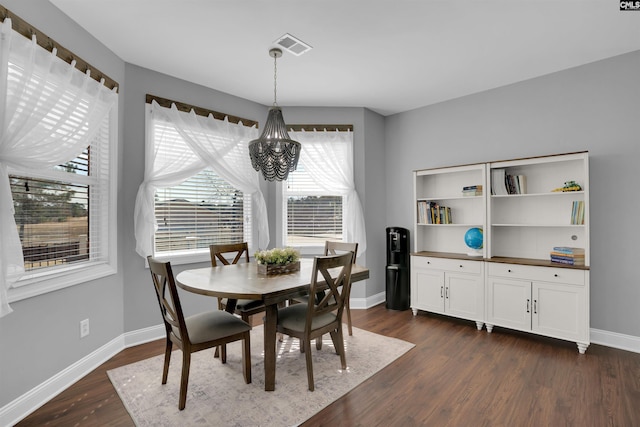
276, 251, 354, 391
292, 241, 359, 337
147, 256, 251, 410
209, 242, 267, 323
324, 241, 359, 336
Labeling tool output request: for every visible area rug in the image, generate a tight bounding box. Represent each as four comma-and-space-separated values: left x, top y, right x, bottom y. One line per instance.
107, 326, 414, 427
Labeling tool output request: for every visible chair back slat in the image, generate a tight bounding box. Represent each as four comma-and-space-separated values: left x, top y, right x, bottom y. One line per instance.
148, 256, 188, 343
209, 242, 250, 267
324, 241, 358, 263
306, 252, 354, 331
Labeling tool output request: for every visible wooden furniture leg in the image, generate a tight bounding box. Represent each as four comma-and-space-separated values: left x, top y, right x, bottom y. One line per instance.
264, 304, 278, 391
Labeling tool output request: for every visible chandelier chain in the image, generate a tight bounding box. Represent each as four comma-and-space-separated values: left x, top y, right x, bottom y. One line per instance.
273, 52, 278, 106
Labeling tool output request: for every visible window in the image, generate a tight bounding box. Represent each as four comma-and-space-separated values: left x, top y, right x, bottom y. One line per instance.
7, 111, 117, 298
154, 169, 251, 254
11, 152, 91, 271
0, 15, 118, 314
284, 164, 343, 246
139, 100, 263, 262
281, 129, 366, 256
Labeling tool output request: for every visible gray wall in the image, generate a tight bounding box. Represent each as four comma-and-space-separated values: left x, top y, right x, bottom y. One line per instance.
385, 50, 640, 337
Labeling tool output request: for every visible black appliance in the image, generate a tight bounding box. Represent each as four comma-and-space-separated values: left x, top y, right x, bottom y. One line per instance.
385, 226, 410, 310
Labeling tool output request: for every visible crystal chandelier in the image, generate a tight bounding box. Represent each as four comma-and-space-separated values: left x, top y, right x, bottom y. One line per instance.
249, 48, 301, 181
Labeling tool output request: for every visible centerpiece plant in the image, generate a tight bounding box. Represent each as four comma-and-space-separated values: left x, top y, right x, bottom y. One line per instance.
254, 247, 301, 275
254, 247, 300, 265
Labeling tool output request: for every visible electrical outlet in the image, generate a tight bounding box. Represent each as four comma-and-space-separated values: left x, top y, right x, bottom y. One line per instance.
80, 318, 90, 338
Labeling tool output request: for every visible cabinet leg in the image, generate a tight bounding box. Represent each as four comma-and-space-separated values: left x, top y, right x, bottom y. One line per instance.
475, 321, 484, 331
411, 308, 418, 316
486, 324, 494, 333
577, 343, 589, 354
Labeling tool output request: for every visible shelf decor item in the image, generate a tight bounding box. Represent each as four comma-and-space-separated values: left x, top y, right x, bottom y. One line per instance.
255, 247, 301, 275
552, 180, 582, 192
464, 227, 484, 256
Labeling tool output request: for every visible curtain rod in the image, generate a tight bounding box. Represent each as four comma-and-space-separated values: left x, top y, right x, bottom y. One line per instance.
288, 124, 353, 132
0, 6, 119, 91
146, 94, 259, 128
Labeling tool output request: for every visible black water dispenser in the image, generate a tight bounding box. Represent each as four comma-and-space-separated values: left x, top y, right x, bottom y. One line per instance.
385, 227, 410, 311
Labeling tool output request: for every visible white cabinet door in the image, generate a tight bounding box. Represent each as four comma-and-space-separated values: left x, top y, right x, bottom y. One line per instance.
411, 268, 445, 314
446, 272, 484, 321
532, 281, 587, 342
486, 276, 531, 331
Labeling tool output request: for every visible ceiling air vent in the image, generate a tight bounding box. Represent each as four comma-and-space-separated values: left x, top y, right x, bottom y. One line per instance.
274, 33, 312, 56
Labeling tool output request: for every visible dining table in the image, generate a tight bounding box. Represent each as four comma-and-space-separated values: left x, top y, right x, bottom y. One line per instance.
175, 257, 370, 391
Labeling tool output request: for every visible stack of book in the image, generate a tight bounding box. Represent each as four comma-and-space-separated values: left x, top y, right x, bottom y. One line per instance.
417, 201, 452, 224
550, 247, 585, 266
462, 185, 483, 196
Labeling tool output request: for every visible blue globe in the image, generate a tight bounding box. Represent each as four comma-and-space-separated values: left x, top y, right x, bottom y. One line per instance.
464, 227, 484, 250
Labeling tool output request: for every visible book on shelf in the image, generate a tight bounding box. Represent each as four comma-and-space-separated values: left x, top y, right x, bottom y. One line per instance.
462, 185, 483, 197
552, 246, 585, 255
550, 255, 585, 266
491, 169, 509, 195
416, 200, 452, 224
505, 173, 526, 194
550, 251, 585, 258
570, 201, 585, 225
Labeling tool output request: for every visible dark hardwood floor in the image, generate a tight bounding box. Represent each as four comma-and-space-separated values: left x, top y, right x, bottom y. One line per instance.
16, 304, 640, 426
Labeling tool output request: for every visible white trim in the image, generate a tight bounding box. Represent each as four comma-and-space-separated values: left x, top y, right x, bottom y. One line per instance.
123, 324, 165, 347
0, 325, 164, 427
350, 290, 385, 310
7, 263, 117, 303
590, 328, 640, 354
0, 335, 125, 427
2, 319, 639, 426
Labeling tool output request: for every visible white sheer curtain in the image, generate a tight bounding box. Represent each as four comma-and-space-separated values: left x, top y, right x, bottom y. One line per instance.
134, 100, 269, 258
0, 19, 118, 317
289, 129, 366, 256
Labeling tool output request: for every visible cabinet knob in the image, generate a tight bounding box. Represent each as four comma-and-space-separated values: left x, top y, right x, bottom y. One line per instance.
508, 269, 512, 273
554, 274, 558, 277
459, 265, 463, 268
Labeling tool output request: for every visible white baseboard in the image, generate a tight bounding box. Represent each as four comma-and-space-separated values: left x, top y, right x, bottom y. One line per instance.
123, 324, 165, 347
0, 334, 125, 427
350, 291, 386, 309
590, 328, 640, 353
2, 315, 639, 426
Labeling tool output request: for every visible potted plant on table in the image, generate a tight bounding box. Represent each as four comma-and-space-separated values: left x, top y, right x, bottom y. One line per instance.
254, 247, 301, 275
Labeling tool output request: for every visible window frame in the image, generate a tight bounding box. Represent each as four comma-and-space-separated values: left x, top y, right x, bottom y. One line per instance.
7, 107, 119, 303
277, 139, 348, 256
145, 106, 255, 266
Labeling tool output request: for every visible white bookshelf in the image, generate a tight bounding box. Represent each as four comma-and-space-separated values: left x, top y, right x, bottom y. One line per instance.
411, 152, 590, 353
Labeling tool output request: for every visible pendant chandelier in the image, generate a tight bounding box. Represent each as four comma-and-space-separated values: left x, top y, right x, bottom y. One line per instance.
249, 48, 301, 181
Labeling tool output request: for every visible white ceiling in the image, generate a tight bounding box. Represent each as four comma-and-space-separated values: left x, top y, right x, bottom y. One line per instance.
49, 0, 640, 116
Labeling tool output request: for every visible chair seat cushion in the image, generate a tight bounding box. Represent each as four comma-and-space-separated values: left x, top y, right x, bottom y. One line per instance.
277, 304, 336, 333
176, 311, 251, 345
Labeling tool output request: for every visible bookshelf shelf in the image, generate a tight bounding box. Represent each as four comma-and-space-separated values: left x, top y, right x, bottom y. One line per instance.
491, 191, 584, 198
491, 224, 586, 228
